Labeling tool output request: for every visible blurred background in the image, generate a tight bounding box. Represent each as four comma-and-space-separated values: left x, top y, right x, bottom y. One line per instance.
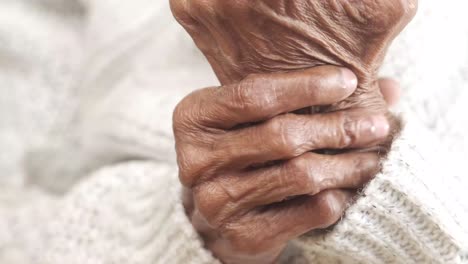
0, 0, 217, 189
0, 1, 217, 261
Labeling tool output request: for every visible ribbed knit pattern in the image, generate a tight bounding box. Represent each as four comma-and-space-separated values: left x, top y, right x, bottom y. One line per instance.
39, 161, 219, 264
1, 0, 467, 263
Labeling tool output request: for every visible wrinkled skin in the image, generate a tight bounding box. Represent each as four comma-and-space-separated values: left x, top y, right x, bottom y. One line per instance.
171, 1, 416, 263
171, 0, 417, 113
173, 66, 397, 264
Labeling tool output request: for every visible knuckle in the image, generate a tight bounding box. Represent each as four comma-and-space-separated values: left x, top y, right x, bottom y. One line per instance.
225, 231, 253, 253
176, 147, 198, 187
170, 0, 198, 26
172, 93, 200, 133
349, 0, 417, 32
178, 166, 204, 189
230, 76, 257, 114
267, 115, 305, 157
221, 221, 269, 254
176, 145, 214, 187
334, 112, 355, 148
172, 100, 187, 130
231, 74, 282, 118
169, 0, 187, 15
193, 182, 227, 227
173, 87, 217, 133
176, 149, 197, 187
178, 170, 192, 188
286, 156, 317, 193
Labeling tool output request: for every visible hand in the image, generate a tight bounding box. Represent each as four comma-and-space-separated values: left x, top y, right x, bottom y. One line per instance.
174, 66, 393, 264
170, 0, 416, 120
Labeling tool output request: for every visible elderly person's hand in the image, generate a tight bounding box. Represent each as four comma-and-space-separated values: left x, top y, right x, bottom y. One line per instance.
173, 66, 396, 264
171, 0, 416, 126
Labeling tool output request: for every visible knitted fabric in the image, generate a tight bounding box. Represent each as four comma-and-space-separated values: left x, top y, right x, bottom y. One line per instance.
0, 0, 467, 263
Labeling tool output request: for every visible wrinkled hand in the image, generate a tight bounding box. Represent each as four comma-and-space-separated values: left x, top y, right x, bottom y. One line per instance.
173, 67, 393, 264
171, 0, 416, 115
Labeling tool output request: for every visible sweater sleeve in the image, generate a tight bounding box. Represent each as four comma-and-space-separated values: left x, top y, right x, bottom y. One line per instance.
293, 121, 468, 263
38, 161, 220, 264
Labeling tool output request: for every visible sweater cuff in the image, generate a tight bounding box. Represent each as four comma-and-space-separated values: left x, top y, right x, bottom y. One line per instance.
40, 161, 220, 264
294, 123, 468, 263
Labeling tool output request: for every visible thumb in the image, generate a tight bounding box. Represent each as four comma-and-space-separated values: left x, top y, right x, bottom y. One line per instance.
378, 78, 401, 107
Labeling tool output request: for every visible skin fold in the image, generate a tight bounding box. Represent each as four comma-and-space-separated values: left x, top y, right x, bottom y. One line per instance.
171, 1, 417, 263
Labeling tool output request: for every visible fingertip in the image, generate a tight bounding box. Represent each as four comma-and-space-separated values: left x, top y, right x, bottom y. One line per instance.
357, 152, 381, 181
340, 68, 358, 93
378, 78, 401, 107
341, 114, 391, 148
368, 115, 391, 139
310, 66, 357, 104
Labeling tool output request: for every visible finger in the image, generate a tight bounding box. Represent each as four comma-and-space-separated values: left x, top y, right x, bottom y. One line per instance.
191, 152, 378, 225
378, 78, 401, 107
219, 152, 379, 210
216, 111, 389, 168
263, 190, 354, 239
189, 66, 358, 129
224, 190, 353, 252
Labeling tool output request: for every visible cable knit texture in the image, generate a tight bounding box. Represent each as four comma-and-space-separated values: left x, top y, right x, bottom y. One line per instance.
0, 0, 467, 263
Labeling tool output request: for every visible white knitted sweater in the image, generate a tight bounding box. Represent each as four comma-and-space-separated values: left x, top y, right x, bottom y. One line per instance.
1, 0, 467, 263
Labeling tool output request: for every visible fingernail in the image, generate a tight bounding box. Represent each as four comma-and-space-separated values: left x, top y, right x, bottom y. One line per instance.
341, 68, 358, 90
360, 115, 390, 139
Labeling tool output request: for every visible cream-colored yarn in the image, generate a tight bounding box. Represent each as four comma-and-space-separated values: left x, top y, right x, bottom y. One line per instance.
40, 162, 220, 264
1, 0, 467, 263
294, 121, 468, 263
